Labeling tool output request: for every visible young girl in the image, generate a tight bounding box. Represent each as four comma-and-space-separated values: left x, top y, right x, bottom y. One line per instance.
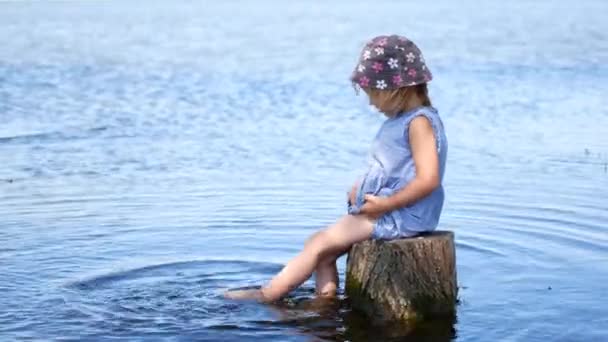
226, 34, 447, 301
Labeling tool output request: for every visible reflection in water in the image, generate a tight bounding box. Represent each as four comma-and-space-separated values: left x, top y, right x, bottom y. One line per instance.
267, 295, 456, 342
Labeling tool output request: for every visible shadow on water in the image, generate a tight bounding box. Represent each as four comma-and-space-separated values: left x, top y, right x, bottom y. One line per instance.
63, 260, 456, 341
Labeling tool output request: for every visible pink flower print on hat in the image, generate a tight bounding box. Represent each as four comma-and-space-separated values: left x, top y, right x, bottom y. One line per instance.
359, 76, 370, 87
392, 75, 403, 86
372, 62, 384, 73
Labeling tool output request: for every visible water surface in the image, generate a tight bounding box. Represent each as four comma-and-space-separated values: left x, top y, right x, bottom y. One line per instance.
1, 0, 607, 340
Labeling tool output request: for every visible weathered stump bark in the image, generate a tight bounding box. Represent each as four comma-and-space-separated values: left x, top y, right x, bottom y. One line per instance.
346, 231, 457, 323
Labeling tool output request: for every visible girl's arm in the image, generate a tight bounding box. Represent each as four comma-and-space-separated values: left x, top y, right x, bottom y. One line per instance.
388, 116, 440, 209
360, 116, 440, 218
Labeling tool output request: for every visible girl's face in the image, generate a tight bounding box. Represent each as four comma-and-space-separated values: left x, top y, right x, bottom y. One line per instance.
363, 88, 410, 117
365, 89, 385, 111
363, 88, 389, 113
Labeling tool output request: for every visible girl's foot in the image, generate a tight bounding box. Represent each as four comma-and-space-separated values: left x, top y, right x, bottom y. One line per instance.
223, 288, 265, 301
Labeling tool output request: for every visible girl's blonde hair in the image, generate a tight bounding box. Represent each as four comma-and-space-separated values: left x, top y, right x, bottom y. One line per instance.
356, 83, 432, 116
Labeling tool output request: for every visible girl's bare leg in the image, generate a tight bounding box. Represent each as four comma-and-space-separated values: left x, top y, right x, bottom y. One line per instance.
224, 215, 374, 301
314, 255, 339, 297
308, 229, 343, 298
225, 215, 373, 301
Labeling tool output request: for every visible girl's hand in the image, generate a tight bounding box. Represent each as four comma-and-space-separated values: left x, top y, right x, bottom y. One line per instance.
359, 194, 393, 219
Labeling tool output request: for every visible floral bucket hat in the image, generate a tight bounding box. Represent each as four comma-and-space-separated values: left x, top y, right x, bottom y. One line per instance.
351, 35, 432, 90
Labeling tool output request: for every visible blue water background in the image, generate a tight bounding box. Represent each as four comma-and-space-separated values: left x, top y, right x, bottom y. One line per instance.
1, 1, 607, 340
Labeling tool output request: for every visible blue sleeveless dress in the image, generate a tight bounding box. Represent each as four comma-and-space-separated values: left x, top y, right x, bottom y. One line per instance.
348, 106, 448, 240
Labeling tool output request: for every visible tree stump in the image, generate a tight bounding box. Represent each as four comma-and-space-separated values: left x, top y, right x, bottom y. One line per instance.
345, 231, 457, 323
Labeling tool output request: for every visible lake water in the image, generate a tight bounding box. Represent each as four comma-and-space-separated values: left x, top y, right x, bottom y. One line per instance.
1, 0, 607, 341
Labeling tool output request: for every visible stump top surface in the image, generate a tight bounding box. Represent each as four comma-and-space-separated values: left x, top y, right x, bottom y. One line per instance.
384, 230, 453, 244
